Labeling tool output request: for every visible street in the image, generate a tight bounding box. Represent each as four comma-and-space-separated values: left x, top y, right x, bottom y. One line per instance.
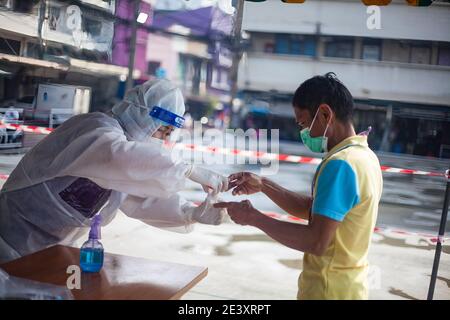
0, 0, 449, 305
1, 145, 448, 300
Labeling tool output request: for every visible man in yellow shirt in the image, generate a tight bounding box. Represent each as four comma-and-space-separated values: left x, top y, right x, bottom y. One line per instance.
216, 73, 383, 299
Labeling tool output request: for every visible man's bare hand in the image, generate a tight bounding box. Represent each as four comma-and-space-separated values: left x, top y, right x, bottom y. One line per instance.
228, 172, 263, 196
214, 200, 259, 226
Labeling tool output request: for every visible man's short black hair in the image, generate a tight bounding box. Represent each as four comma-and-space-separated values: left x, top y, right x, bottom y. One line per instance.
292, 72, 354, 122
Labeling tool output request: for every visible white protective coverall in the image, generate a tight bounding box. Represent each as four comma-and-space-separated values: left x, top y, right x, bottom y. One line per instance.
0, 79, 227, 263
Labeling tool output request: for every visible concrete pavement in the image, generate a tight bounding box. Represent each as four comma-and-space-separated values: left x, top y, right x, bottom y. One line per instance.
86, 211, 450, 300
0, 151, 449, 300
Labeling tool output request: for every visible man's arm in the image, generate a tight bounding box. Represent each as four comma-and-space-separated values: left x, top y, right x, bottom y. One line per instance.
261, 177, 312, 220
228, 172, 312, 220
215, 200, 339, 256
252, 211, 339, 256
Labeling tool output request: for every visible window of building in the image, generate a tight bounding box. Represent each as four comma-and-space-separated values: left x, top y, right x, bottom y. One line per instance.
303, 37, 316, 56
264, 43, 274, 53
438, 44, 450, 66
274, 34, 316, 56
275, 35, 290, 54
383, 40, 433, 65
13, 0, 37, 13
80, 0, 116, 13
0, 0, 13, 9
25, 42, 39, 58
385, 41, 410, 63
390, 106, 450, 159
211, 67, 230, 91
178, 54, 205, 95
147, 61, 161, 76
83, 17, 103, 37
353, 103, 387, 150
0, 0, 38, 13
410, 45, 431, 64
324, 37, 354, 59
0, 38, 20, 55
46, 46, 63, 56
362, 39, 381, 61
290, 39, 301, 55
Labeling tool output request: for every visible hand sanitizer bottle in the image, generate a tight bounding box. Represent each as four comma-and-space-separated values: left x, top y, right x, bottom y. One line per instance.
80, 214, 104, 273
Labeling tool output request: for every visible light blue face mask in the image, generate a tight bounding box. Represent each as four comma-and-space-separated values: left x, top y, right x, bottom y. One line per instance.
299, 108, 331, 153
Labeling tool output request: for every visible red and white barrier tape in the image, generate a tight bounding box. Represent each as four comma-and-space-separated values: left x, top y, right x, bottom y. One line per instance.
264, 211, 448, 244
172, 143, 445, 178
189, 201, 447, 244
0, 123, 446, 177
0, 171, 446, 243
0, 123, 53, 135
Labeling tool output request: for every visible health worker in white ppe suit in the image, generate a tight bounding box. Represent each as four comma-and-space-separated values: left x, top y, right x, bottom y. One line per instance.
0, 79, 228, 264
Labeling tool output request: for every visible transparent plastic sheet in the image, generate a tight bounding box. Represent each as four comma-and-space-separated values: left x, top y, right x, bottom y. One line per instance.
197, 191, 220, 218
0, 268, 73, 300
191, 190, 227, 225
151, 191, 226, 234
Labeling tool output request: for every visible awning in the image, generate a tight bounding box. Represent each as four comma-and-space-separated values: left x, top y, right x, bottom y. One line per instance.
68, 58, 141, 79
0, 53, 68, 71
0, 53, 141, 79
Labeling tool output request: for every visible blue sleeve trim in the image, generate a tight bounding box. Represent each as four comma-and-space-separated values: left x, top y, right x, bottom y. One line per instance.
313, 207, 348, 222
312, 159, 360, 222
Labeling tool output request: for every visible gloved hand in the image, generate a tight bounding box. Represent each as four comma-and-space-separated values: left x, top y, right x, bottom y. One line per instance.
188, 166, 228, 194
190, 192, 227, 225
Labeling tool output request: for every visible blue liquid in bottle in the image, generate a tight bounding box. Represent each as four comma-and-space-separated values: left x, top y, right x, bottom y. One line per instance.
80, 215, 104, 273
80, 242, 104, 273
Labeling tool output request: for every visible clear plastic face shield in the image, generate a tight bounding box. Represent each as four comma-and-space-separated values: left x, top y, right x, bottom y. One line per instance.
111, 79, 186, 142
152, 125, 175, 140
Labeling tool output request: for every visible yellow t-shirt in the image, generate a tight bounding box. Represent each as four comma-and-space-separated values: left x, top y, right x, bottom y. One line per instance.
298, 135, 383, 300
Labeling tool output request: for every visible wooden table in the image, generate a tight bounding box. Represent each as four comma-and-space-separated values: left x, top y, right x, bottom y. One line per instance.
0, 245, 207, 300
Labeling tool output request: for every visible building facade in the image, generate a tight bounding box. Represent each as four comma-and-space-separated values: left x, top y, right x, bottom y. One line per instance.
238, 0, 450, 158
0, 0, 134, 112
112, 0, 152, 83
147, 5, 233, 122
